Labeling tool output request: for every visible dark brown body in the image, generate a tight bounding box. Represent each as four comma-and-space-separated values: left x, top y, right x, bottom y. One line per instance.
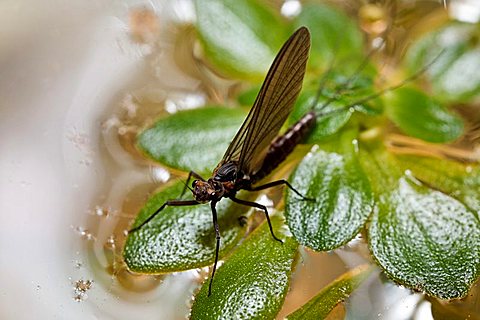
251, 111, 316, 182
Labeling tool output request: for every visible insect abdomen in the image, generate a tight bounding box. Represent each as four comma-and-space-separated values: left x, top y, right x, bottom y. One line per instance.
252, 111, 316, 182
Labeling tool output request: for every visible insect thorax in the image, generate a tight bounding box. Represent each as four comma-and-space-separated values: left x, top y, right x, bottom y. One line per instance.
213, 162, 239, 182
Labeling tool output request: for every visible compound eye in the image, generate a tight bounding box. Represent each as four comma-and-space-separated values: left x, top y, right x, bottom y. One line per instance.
192, 180, 198, 188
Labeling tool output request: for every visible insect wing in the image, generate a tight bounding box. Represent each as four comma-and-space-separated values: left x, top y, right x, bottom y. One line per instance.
220, 27, 311, 175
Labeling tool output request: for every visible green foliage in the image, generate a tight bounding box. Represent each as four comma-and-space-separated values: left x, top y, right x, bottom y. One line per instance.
190, 215, 298, 320
384, 87, 464, 143
362, 149, 480, 299
285, 129, 373, 251
122, 1, 479, 318
405, 23, 480, 103
293, 3, 364, 71
137, 106, 245, 174
194, 0, 288, 81
124, 182, 247, 273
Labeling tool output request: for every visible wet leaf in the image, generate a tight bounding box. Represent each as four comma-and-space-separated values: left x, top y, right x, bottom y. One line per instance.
194, 0, 288, 80
394, 155, 480, 215
123, 182, 247, 273
237, 84, 261, 107
405, 23, 480, 103
384, 87, 464, 143
362, 149, 480, 299
137, 106, 245, 174
286, 264, 374, 320
294, 3, 364, 71
190, 215, 298, 320
285, 129, 373, 251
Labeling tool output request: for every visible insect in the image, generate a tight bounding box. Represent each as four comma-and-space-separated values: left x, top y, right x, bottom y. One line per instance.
129, 27, 313, 295
128, 23, 441, 296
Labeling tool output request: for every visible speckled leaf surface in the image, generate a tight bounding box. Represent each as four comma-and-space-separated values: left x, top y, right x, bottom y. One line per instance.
287, 264, 374, 320
362, 149, 480, 299
137, 106, 245, 174
384, 87, 463, 143
285, 130, 373, 251
394, 155, 480, 215
123, 182, 247, 273
190, 215, 298, 320
194, 0, 288, 80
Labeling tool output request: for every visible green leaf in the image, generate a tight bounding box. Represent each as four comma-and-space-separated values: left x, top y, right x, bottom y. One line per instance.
384, 87, 464, 143
294, 3, 364, 71
285, 129, 373, 251
286, 264, 374, 320
137, 106, 245, 174
190, 215, 298, 320
123, 182, 247, 273
405, 23, 480, 103
237, 84, 261, 107
394, 155, 480, 215
194, 0, 288, 80
362, 149, 480, 299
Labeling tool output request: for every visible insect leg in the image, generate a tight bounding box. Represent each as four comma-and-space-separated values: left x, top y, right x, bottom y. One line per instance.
179, 171, 206, 198
247, 179, 313, 201
229, 196, 283, 244
128, 199, 200, 233
208, 200, 220, 297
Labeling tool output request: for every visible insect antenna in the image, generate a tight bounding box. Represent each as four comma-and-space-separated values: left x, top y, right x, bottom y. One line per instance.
315, 49, 445, 119
313, 43, 385, 114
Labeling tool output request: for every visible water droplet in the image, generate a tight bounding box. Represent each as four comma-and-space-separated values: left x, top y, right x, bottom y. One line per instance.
105, 235, 116, 250
73, 226, 96, 241
102, 116, 121, 130
118, 125, 135, 135
151, 166, 170, 183
92, 205, 110, 217
352, 139, 359, 152
281, 0, 301, 18
121, 94, 138, 118
73, 279, 93, 302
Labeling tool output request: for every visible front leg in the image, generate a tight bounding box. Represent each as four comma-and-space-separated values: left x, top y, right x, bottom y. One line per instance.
128, 199, 200, 233
246, 179, 313, 201
208, 200, 220, 297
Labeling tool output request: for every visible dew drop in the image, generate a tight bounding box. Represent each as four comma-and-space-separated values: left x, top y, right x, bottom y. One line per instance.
105, 235, 116, 250
73, 226, 96, 241
281, 0, 301, 18
73, 279, 93, 302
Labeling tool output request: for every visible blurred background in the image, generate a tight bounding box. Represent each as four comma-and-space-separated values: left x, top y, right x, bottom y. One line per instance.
0, 0, 479, 319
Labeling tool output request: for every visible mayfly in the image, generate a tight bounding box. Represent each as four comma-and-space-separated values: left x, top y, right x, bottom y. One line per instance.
129, 27, 314, 295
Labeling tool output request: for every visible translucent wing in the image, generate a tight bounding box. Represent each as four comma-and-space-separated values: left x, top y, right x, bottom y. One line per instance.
220, 27, 311, 175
